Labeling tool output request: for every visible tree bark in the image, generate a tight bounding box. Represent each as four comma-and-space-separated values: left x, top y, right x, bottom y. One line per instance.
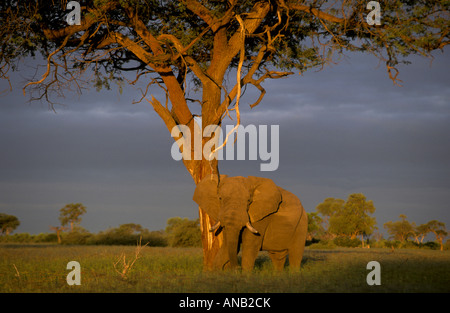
193, 158, 222, 270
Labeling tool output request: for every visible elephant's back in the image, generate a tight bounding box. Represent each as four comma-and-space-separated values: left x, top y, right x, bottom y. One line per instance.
262, 188, 303, 251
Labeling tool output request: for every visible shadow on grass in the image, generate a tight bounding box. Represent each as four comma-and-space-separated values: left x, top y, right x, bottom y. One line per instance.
251, 251, 329, 270
0, 243, 59, 249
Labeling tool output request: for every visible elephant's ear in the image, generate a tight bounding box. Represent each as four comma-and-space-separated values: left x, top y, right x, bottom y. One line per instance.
246, 176, 282, 223
193, 175, 226, 220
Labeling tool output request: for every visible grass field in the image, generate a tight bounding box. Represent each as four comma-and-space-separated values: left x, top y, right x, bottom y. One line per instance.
1, 243, 449, 293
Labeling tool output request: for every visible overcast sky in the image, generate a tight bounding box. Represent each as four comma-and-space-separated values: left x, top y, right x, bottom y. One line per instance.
0, 48, 449, 236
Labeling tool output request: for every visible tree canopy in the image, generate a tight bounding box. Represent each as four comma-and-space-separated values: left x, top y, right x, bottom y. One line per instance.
0, 213, 20, 235
384, 215, 448, 250
59, 202, 87, 232
384, 214, 414, 242
316, 193, 377, 241
1, 1, 448, 146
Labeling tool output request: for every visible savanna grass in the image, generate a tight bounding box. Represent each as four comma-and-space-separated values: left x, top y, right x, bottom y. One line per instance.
1, 243, 449, 293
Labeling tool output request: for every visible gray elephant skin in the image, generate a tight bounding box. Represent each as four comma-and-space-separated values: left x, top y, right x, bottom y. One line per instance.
193, 175, 308, 272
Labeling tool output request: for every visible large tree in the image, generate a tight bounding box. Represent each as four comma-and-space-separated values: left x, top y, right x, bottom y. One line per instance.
316, 193, 377, 244
1, 0, 448, 268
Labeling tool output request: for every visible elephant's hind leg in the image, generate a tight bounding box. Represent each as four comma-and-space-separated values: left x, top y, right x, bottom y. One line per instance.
288, 211, 308, 272
268, 250, 288, 271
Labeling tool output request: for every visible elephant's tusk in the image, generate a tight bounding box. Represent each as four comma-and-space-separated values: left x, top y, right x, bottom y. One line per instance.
209, 221, 221, 232
246, 221, 259, 234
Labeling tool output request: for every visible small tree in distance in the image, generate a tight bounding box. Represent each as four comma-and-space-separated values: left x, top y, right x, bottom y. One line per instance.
426, 220, 448, 251
384, 214, 414, 242
50, 225, 67, 244
59, 203, 87, 232
0, 213, 20, 235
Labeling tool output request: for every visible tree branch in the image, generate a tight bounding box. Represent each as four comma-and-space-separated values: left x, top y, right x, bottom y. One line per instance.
288, 3, 344, 23
181, 0, 216, 30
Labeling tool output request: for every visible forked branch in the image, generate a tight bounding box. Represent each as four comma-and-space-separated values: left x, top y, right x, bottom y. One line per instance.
113, 237, 149, 280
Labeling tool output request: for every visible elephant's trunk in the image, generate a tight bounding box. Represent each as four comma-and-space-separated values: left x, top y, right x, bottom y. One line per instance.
225, 227, 241, 269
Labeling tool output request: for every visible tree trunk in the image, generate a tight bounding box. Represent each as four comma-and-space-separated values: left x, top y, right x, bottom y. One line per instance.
150, 90, 224, 270
192, 157, 223, 270
57, 229, 62, 244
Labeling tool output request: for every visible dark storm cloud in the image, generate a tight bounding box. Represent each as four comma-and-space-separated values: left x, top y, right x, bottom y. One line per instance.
230, 49, 450, 228
0, 49, 449, 234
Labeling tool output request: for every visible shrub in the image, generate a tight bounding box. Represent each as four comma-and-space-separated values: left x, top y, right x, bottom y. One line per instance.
166, 217, 201, 247
61, 231, 93, 245
305, 238, 320, 246
87, 229, 168, 246
382, 240, 401, 249
308, 239, 336, 249
423, 241, 440, 250
0, 233, 31, 243
333, 237, 361, 248
142, 231, 168, 247
34, 233, 58, 243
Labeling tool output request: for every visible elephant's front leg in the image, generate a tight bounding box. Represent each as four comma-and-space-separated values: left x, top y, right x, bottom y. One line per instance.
241, 229, 263, 272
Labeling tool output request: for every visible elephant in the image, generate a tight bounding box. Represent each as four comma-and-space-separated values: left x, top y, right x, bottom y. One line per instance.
193, 175, 308, 272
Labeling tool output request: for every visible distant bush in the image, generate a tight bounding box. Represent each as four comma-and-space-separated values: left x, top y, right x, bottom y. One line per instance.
34, 233, 58, 243
333, 237, 361, 248
61, 230, 92, 245
422, 241, 440, 250
166, 217, 201, 247
305, 238, 320, 246
381, 240, 401, 249
88, 229, 167, 246
308, 239, 336, 249
0, 232, 58, 243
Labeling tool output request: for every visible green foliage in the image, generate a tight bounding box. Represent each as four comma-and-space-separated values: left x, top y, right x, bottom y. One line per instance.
165, 217, 202, 248
384, 214, 415, 241
0, 232, 57, 243
307, 239, 336, 250
0, 218, 200, 247
89, 225, 167, 246
61, 229, 92, 245
316, 193, 377, 239
333, 237, 361, 248
307, 212, 324, 239
59, 203, 87, 232
384, 216, 448, 250
1, 0, 448, 104
0, 213, 20, 235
